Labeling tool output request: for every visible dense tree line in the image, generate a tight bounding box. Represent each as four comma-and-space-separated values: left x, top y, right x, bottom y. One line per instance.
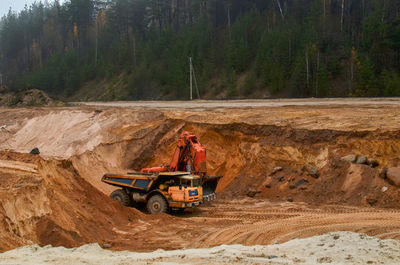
1, 0, 400, 100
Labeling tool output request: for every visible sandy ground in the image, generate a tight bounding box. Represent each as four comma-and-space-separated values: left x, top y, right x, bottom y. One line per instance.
1, 99, 400, 262
74, 98, 400, 131
1, 231, 399, 265
75, 98, 400, 108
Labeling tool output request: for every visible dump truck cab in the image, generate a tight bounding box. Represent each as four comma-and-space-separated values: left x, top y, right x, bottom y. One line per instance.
167, 174, 203, 209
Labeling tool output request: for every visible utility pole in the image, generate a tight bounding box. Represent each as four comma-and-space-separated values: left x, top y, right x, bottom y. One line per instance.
193, 65, 201, 100
189, 57, 201, 100
190, 57, 193, 100
95, 32, 98, 66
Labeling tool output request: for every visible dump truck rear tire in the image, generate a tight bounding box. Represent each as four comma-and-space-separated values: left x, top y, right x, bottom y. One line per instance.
147, 194, 169, 214
110, 189, 131, 206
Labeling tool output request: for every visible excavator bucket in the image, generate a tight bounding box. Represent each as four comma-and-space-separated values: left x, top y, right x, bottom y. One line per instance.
202, 175, 222, 201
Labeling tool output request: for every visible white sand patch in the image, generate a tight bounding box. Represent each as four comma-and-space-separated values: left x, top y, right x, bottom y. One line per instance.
6, 111, 106, 158
0, 231, 399, 265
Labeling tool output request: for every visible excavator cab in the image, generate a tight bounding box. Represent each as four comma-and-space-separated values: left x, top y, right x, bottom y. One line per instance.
178, 177, 201, 188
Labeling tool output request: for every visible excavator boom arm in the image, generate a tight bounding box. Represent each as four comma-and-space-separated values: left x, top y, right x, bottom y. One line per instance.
141, 131, 207, 175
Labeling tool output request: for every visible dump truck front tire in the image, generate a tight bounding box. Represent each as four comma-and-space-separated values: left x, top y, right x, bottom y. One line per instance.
110, 189, 131, 206
147, 194, 169, 214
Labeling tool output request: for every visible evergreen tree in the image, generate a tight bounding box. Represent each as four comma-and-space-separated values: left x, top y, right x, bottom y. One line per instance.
0, 0, 400, 100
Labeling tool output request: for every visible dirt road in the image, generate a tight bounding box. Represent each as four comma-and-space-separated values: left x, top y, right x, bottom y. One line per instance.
104, 199, 400, 252
76, 98, 400, 108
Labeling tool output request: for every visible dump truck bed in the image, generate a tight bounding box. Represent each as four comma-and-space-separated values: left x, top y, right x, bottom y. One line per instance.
102, 173, 156, 191
102, 172, 193, 191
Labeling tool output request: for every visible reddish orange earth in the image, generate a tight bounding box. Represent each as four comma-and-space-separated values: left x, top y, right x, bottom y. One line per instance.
1, 98, 400, 252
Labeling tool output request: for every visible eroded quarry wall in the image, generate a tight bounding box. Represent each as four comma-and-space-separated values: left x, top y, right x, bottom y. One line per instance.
1, 106, 400, 204
1, 102, 400, 251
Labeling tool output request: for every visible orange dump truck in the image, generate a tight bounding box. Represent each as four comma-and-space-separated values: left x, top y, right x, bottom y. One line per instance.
102, 131, 221, 214
102, 172, 219, 214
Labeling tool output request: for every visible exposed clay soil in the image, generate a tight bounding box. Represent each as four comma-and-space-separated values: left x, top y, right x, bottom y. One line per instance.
1, 99, 400, 253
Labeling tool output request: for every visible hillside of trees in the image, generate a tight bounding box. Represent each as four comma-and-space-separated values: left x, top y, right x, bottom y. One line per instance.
1, 0, 400, 100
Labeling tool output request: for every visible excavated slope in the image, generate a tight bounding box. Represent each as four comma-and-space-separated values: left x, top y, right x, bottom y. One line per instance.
0, 151, 145, 252
1, 106, 400, 204
1, 101, 400, 252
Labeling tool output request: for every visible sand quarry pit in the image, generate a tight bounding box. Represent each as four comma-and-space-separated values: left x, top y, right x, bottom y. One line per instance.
1, 98, 400, 263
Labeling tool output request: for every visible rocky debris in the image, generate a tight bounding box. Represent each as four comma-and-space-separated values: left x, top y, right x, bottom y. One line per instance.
278, 176, 285, 182
308, 167, 320, 179
356, 156, 368, 165
295, 178, 309, 187
379, 167, 387, 179
271, 166, 283, 175
264, 177, 273, 188
386, 168, 400, 187
366, 197, 378, 206
381, 186, 388, 192
367, 159, 379, 168
287, 197, 293, 202
341, 155, 379, 167
317, 257, 333, 263
247, 189, 261, 198
30, 148, 40, 155
341, 155, 357, 163
0, 125, 8, 132
102, 243, 112, 249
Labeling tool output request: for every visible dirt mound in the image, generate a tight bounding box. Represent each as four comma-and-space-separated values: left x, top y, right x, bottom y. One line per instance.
0, 151, 148, 252
0, 89, 57, 107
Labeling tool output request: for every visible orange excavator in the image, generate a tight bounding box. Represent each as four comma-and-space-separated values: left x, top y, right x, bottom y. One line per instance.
102, 131, 221, 213
141, 131, 207, 176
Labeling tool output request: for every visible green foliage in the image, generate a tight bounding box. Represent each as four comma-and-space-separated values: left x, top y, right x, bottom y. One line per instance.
316, 67, 330, 97
243, 71, 257, 96
356, 57, 379, 96
224, 70, 237, 97
382, 70, 400, 96
1, 0, 400, 99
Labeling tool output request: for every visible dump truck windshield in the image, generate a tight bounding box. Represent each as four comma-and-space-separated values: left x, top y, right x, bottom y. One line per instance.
192, 179, 200, 187
180, 179, 191, 187
178, 178, 200, 187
